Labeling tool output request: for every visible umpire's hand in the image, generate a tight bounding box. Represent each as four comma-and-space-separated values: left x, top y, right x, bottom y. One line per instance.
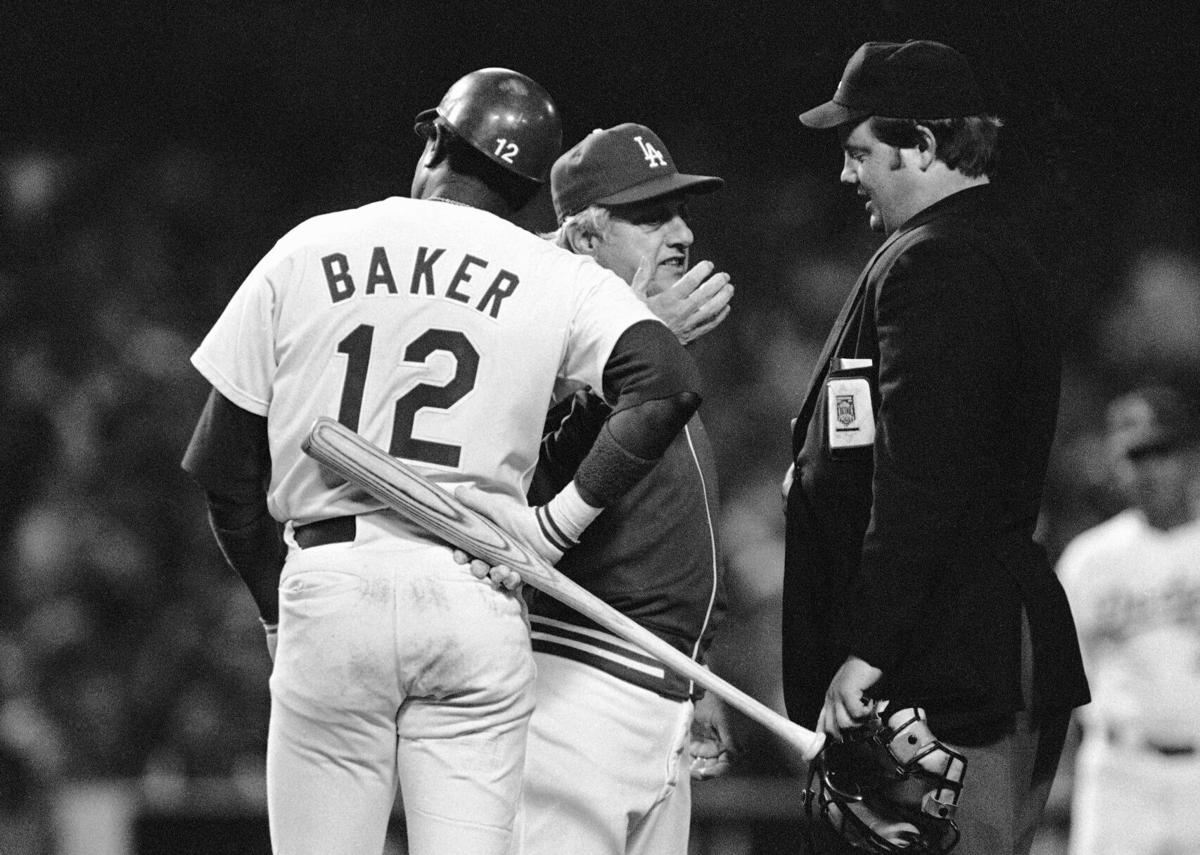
817, 655, 883, 740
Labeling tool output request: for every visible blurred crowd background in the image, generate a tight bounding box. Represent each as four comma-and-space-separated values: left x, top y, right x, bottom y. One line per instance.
2, 1, 1198, 852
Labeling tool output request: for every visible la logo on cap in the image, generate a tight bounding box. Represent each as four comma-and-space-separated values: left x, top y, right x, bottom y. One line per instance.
549, 122, 724, 222
634, 135, 667, 168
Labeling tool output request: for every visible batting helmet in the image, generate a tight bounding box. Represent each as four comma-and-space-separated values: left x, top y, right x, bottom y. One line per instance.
414, 68, 562, 183
804, 707, 967, 854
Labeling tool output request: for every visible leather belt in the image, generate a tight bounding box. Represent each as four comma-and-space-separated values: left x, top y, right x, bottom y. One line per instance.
294, 516, 356, 549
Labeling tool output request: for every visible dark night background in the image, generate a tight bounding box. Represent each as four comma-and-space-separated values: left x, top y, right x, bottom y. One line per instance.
2, 2, 1199, 852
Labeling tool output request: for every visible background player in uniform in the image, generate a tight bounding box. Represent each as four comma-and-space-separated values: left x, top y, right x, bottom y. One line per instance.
1058, 383, 1200, 855
783, 41, 1089, 853
518, 123, 733, 855
180, 69, 704, 855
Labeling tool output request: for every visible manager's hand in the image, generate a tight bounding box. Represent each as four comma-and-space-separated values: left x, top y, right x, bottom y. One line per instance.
634, 259, 733, 345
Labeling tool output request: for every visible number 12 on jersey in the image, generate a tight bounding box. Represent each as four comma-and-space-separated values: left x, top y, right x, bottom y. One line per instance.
335, 324, 479, 468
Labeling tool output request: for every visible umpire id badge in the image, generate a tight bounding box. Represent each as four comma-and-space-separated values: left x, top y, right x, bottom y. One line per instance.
826, 359, 875, 455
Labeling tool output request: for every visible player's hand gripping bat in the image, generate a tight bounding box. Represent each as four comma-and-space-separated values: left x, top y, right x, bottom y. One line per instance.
302, 416, 825, 761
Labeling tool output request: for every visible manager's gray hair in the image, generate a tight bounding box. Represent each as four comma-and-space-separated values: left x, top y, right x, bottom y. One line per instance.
546, 205, 614, 253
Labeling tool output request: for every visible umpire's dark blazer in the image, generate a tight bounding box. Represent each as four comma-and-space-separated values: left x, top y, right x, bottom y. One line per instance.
782, 184, 1089, 739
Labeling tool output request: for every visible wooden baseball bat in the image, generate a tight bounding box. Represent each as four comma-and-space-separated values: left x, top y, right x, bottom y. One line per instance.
301, 416, 825, 761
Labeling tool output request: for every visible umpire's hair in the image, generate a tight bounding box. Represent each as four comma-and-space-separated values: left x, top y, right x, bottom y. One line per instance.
550, 205, 613, 252
439, 121, 541, 211
870, 115, 1003, 177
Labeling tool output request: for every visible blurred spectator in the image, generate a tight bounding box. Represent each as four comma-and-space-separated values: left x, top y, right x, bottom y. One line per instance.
1057, 383, 1200, 855
1, 143, 271, 812
0, 631, 64, 855
1098, 250, 1200, 379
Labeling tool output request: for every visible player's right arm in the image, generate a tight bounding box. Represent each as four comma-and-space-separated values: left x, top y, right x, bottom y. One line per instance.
533, 255, 730, 501
181, 388, 284, 651
578, 318, 702, 503
530, 392, 609, 502
459, 318, 701, 562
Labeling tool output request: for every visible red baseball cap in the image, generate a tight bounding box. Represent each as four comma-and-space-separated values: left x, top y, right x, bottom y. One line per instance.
799, 40, 987, 129
551, 123, 724, 222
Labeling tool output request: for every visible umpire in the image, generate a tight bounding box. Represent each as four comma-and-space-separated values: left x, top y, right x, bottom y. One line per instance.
782, 41, 1090, 854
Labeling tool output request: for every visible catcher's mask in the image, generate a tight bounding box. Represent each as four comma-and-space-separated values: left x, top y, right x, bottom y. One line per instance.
804, 707, 967, 854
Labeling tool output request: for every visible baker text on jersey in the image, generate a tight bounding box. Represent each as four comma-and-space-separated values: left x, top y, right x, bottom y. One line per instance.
322, 246, 520, 319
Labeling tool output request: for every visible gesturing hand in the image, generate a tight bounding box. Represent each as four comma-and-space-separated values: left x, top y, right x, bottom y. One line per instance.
632, 258, 733, 345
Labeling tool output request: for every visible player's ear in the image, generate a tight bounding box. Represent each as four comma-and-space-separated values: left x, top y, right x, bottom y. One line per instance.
424, 123, 452, 169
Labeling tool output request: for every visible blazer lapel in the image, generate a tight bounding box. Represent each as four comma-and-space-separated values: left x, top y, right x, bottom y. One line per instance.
792, 230, 905, 454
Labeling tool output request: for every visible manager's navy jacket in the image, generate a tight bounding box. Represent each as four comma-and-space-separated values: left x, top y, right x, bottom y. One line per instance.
782, 184, 1089, 738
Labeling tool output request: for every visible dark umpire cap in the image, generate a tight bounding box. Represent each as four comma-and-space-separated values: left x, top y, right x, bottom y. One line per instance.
1107, 385, 1200, 457
551, 123, 724, 223
799, 40, 987, 129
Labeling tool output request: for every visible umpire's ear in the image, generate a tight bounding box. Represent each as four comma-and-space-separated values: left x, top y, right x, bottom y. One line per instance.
913, 124, 938, 171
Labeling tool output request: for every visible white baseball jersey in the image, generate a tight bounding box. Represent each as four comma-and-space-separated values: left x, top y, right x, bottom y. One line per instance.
1058, 510, 1200, 855
191, 196, 657, 526
1058, 510, 1200, 745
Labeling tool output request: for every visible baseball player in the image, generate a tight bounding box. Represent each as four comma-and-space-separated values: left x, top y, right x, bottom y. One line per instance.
180, 69, 704, 855
462, 123, 735, 855
1058, 384, 1200, 855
